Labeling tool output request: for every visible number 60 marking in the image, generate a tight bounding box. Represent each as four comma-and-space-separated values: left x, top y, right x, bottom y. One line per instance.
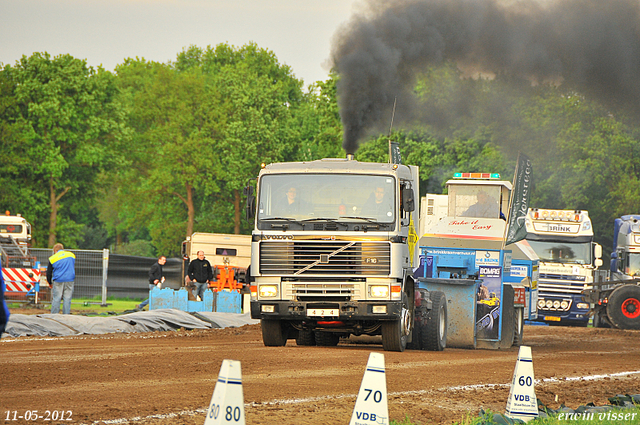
519, 376, 533, 386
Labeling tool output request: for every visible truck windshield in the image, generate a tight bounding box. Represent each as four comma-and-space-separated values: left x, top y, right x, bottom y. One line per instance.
526, 240, 592, 265
627, 253, 640, 277
448, 185, 501, 219
0, 224, 23, 233
257, 174, 396, 225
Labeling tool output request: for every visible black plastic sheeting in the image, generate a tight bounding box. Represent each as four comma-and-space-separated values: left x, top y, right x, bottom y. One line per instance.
1, 309, 258, 338
32, 250, 184, 300
106, 254, 183, 299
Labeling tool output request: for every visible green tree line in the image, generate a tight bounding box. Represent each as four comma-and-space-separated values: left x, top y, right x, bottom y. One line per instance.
1, 46, 639, 259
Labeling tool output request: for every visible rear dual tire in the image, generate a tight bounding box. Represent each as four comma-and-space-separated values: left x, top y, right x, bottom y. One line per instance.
315, 331, 340, 346
421, 291, 447, 351
295, 329, 316, 346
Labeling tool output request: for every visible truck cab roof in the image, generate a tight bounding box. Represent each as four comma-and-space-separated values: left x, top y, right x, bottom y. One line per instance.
260, 158, 415, 180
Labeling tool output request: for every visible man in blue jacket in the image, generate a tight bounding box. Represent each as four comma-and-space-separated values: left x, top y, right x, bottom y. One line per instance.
46, 243, 76, 314
0, 258, 9, 335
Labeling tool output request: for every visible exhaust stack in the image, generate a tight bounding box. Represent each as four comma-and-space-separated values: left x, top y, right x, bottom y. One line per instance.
346, 153, 355, 161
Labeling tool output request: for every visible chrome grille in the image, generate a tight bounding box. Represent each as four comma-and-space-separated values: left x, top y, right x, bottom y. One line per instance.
286, 283, 359, 299
259, 241, 390, 276
538, 280, 586, 295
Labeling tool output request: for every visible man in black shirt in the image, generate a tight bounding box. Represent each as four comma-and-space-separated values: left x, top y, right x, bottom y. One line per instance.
137, 255, 166, 310
187, 251, 213, 301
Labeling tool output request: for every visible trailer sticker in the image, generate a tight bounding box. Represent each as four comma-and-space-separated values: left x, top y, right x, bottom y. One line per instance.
511, 265, 528, 278
476, 265, 502, 340
423, 248, 476, 257
475, 250, 500, 267
425, 256, 434, 278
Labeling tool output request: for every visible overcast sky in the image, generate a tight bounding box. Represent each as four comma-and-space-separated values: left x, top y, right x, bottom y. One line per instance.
1, 0, 360, 85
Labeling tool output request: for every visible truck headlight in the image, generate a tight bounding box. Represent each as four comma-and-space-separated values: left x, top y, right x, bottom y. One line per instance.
553, 300, 561, 309
369, 285, 389, 298
560, 300, 569, 310
259, 285, 278, 298
538, 299, 546, 309
576, 302, 589, 310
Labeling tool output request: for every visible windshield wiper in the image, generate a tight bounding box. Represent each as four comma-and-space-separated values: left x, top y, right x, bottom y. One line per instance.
260, 217, 303, 229
301, 217, 342, 223
301, 217, 349, 228
341, 216, 378, 223
261, 217, 301, 223
340, 216, 391, 230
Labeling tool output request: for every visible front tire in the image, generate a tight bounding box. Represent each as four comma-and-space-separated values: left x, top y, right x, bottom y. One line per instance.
261, 319, 288, 346
382, 293, 411, 352
421, 291, 447, 351
607, 285, 640, 330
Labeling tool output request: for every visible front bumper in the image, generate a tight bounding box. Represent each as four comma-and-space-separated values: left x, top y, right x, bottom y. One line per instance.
535, 293, 590, 324
535, 309, 589, 324
250, 300, 402, 322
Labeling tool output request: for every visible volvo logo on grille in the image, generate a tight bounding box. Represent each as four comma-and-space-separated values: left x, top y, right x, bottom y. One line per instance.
263, 234, 294, 240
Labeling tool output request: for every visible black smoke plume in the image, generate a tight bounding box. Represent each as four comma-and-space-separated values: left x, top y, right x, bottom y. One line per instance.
331, 0, 640, 153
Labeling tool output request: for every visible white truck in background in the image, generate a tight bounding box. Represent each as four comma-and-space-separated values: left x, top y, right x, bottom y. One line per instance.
0, 212, 40, 301
524, 208, 602, 326
181, 233, 251, 292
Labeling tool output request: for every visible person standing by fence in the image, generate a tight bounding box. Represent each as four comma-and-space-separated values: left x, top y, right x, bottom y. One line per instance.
47, 243, 76, 314
187, 250, 213, 301
137, 255, 166, 311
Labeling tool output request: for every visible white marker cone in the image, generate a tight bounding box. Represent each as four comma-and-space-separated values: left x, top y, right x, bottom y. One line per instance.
204, 359, 245, 425
349, 352, 389, 425
505, 346, 538, 422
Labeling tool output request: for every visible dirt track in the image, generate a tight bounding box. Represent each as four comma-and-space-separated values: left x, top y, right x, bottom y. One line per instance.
2, 318, 640, 425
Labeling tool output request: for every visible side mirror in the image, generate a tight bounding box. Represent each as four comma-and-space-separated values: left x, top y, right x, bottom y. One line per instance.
593, 243, 602, 259
594, 258, 603, 268
244, 183, 256, 222
244, 181, 256, 222
245, 195, 256, 222
402, 188, 415, 212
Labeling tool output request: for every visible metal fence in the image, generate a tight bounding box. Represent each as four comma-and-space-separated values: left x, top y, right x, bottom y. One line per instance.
105, 254, 182, 300
32, 249, 182, 302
